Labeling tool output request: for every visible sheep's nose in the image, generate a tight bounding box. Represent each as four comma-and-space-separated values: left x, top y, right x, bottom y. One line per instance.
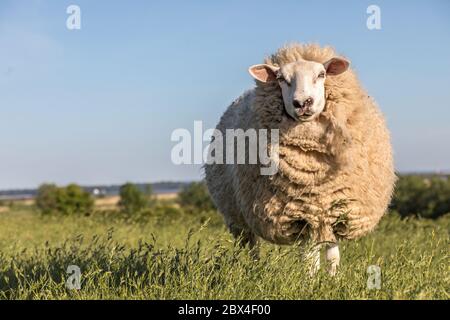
293, 100, 303, 109
293, 97, 314, 109
304, 97, 314, 107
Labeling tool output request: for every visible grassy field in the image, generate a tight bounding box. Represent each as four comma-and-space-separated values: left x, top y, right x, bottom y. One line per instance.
0, 204, 448, 300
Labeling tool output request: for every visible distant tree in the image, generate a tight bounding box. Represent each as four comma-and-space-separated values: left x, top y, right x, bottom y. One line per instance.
35, 184, 60, 215
178, 182, 215, 212
35, 183, 94, 215
58, 184, 94, 215
118, 183, 148, 214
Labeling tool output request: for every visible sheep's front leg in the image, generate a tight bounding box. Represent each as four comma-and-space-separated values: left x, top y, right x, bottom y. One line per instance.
326, 243, 340, 276
246, 233, 260, 261
301, 243, 321, 276
231, 226, 260, 260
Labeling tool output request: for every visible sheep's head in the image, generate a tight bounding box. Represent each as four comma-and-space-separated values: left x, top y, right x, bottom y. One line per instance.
249, 57, 349, 121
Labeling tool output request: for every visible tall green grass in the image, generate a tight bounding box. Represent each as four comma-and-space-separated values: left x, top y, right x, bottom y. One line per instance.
0, 209, 448, 299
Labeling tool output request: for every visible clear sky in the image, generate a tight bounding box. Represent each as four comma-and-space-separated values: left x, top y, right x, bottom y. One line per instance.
0, 0, 449, 190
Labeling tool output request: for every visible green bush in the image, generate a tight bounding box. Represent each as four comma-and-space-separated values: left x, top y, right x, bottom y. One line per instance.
35, 184, 94, 215
149, 203, 183, 225
118, 183, 149, 215
60, 184, 95, 215
35, 184, 59, 214
178, 181, 215, 212
391, 175, 450, 219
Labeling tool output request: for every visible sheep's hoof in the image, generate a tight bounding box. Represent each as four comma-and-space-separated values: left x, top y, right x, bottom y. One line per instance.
326, 243, 340, 276
327, 265, 338, 276
249, 247, 260, 261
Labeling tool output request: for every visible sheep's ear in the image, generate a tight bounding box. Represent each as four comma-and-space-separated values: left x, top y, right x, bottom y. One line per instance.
323, 57, 350, 76
248, 64, 279, 83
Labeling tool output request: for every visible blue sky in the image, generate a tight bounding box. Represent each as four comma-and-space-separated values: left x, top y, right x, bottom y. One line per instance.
0, 0, 449, 189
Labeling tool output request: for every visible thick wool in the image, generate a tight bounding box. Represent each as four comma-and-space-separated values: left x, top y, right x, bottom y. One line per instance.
205, 44, 396, 245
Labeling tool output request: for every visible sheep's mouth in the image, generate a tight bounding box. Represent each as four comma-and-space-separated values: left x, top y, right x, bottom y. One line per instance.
284, 102, 317, 122
298, 113, 316, 121
295, 107, 316, 121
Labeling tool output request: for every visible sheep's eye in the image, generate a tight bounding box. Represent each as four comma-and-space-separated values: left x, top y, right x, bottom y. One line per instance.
318, 72, 325, 79
277, 74, 290, 86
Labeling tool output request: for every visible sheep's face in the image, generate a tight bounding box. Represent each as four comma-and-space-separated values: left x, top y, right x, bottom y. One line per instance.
249, 58, 349, 121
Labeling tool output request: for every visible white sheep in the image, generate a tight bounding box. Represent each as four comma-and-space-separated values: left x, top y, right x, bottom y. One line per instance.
204, 43, 395, 274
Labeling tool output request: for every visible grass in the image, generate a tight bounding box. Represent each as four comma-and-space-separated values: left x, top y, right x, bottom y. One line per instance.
0, 206, 448, 300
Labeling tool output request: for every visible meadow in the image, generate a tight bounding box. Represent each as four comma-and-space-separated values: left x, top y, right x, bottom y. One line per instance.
0, 201, 448, 300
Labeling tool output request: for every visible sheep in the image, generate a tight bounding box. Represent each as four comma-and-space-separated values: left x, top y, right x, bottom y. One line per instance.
204, 43, 396, 275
